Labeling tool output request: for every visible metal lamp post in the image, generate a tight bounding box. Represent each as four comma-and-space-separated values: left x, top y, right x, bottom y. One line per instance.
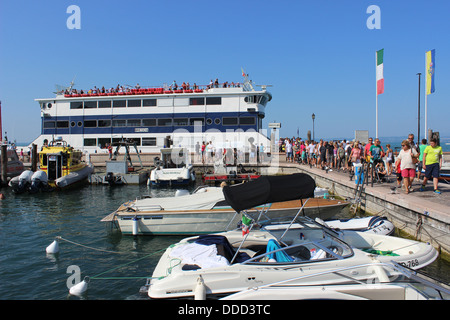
417, 73, 421, 146
312, 113, 315, 141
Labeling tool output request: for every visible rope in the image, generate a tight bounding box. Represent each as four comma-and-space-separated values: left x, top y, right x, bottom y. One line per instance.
53, 236, 171, 281
56, 236, 127, 254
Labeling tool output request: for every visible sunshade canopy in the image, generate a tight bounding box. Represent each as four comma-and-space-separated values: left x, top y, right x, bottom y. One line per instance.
222, 173, 315, 212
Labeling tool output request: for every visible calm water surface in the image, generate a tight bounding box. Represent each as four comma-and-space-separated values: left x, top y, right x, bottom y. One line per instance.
0, 183, 448, 300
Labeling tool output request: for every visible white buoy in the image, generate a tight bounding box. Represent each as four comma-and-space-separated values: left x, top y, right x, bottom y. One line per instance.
132, 216, 139, 236
46, 240, 60, 254
69, 276, 90, 296
194, 276, 206, 300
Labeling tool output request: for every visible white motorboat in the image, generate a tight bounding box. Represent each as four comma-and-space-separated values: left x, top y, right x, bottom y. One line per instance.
320, 216, 395, 236
145, 179, 438, 299
104, 174, 349, 235
221, 261, 450, 300
148, 148, 195, 187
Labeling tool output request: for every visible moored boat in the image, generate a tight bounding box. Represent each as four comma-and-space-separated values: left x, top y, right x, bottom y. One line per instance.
38, 138, 93, 189
220, 261, 450, 300
148, 148, 195, 187
320, 216, 395, 236
1, 145, 24, 180
145, 175, 438, 299
104, 174, 349, 235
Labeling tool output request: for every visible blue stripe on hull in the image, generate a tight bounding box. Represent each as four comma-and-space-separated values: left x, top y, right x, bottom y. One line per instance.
41, 111, 259, 134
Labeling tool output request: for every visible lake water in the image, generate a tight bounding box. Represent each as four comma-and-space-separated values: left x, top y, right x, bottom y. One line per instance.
0, 183, 448, 300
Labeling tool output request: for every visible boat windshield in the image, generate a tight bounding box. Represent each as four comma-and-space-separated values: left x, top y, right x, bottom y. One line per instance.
243, 218, 353, 264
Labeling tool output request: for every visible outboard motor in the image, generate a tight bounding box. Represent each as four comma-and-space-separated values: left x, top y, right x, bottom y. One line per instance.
14, 170, 34, 194
29, 171, 48, 193
105, 172, 115, 186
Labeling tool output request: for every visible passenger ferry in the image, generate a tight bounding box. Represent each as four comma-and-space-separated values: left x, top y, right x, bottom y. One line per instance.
31, 74, 272, 154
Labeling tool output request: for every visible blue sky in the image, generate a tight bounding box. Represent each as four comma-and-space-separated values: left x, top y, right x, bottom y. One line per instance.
0, 0, 449, 143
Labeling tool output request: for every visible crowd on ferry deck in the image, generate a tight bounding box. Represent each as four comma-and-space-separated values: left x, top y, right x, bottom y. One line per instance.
278, 133, 443, 195
64, 79, 241, 95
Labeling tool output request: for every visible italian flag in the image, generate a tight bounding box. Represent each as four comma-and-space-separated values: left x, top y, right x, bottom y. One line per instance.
376, 49, 384, 95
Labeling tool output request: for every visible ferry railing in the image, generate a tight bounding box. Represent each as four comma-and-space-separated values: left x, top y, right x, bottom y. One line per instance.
63, 82, 253, 97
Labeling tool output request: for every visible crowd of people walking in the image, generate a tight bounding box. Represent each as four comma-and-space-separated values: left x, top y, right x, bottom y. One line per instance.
279, 133, 444, 195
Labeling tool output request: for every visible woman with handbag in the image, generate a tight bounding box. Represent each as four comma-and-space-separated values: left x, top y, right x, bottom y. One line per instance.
394, 140, 419, 194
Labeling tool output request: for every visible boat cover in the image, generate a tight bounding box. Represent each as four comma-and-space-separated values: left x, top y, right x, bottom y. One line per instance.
134, 187, 225, 211
222, 173, 315, 212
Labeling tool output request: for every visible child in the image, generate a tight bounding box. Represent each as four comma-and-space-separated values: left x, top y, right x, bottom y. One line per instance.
376, 161, 387, 182
395, 159, 402, 188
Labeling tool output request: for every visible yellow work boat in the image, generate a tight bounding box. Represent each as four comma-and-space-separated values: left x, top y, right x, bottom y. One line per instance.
39, 138, 93, 188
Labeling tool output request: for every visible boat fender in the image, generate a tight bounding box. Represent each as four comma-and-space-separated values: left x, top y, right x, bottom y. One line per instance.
69, 276, 90, 296
194, 276, 206, 300
46, 239, 60, 254
132, 216, 139, 236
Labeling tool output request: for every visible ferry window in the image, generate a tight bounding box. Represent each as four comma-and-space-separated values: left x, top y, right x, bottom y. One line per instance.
113, 100, 126, 108
174, 118, 188, 126
83, 138, 97, 146
142, 119, 156, 126
71, 121, 76, 127
240, 117, 256, 125
189, 98, 204, 106
57, 121, 69, 128
206, 118, 213, 125
43, 121, 56, 128
70, 101, 83, 109
98, 138, 111, 148
158, 118, 172, 126
98, 120, 111, 127
84, 101, 97, 108
244, 95, 265, 104
113, 119, 127, 127
77, 121, 83, 127
259, 96, 268, 106
128, 138, 141, 146
189, 118, 204, 126
142, 137, 157, 146
84, 120, 97, 128
127, 119, 141, 127
222, 117, 238, 125
47, 103, 52, 109
128, 99, 141, 107
143, 99, 157, 107
206, 97, 221, 105
98, 100, 112, 108
214, 118, 221, 125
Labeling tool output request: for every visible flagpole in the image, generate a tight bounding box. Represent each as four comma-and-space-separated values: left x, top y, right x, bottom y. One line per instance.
424, 52, 428, 140
375, 51, 378, 139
